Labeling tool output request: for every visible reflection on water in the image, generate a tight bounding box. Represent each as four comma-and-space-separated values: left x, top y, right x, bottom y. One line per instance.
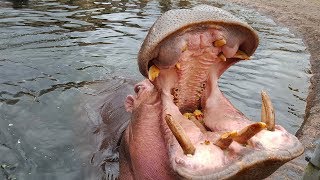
0, 0, 310, 179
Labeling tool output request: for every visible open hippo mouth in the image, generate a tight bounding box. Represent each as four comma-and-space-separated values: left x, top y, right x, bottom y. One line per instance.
136, 5, 304, 179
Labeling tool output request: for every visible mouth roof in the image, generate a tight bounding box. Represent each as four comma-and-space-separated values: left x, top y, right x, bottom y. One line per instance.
138, 5, 259, 78
151, 26, 246, 114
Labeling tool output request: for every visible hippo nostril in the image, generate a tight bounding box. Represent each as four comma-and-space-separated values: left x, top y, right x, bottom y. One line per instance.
134, 85, 143, 94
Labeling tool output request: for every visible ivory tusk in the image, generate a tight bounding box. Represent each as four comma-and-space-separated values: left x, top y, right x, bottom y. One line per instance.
148, 65, 160, 81
261, 90, 275, 131
215, 131, 237, 149
165, 114, 196, 155
233, 122, 266, 144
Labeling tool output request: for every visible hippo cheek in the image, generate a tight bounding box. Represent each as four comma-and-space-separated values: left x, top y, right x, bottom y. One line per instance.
138, 5, 304, 180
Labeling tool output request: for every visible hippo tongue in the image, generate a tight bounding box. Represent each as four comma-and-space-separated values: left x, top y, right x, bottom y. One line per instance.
149, 27, 303, 179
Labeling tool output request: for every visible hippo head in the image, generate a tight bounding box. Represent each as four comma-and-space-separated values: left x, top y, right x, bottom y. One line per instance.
121, 5, 304, 179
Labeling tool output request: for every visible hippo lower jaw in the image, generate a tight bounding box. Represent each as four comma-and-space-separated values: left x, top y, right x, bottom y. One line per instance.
149, 26, 304, 179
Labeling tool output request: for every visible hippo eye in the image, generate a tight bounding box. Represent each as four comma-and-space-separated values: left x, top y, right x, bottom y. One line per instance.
134, 85, 143, 94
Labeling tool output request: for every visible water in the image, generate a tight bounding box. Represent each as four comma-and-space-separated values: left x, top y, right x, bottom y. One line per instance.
0, 0, 310, 179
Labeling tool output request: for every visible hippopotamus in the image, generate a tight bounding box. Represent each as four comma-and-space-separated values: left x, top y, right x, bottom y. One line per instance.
117, 5, 304, 180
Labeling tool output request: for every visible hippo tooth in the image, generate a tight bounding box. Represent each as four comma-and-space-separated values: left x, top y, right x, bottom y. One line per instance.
165, 114, 196, 155
175, 63, 181, 70
261, 90, 275, 131
204, 140, 211, 145
213, 38, 227, 47
215, 131, 238, 149
148, 65, 160, 81
181, 43, 188, 52
232, 122, 267, 144
218, 52, 227, 61
193, 109, 204, 120
183, 112, 193, 119
233, 50, 250, 60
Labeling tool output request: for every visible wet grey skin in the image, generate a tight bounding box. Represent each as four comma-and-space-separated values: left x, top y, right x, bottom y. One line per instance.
127, 5, 304, 179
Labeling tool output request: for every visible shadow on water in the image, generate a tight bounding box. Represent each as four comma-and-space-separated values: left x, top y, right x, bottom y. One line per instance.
7, 0, 28, 9
0, 0, 310, 179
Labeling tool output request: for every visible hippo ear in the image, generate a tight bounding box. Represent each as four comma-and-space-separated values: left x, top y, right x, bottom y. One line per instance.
125, 95, 134, 113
